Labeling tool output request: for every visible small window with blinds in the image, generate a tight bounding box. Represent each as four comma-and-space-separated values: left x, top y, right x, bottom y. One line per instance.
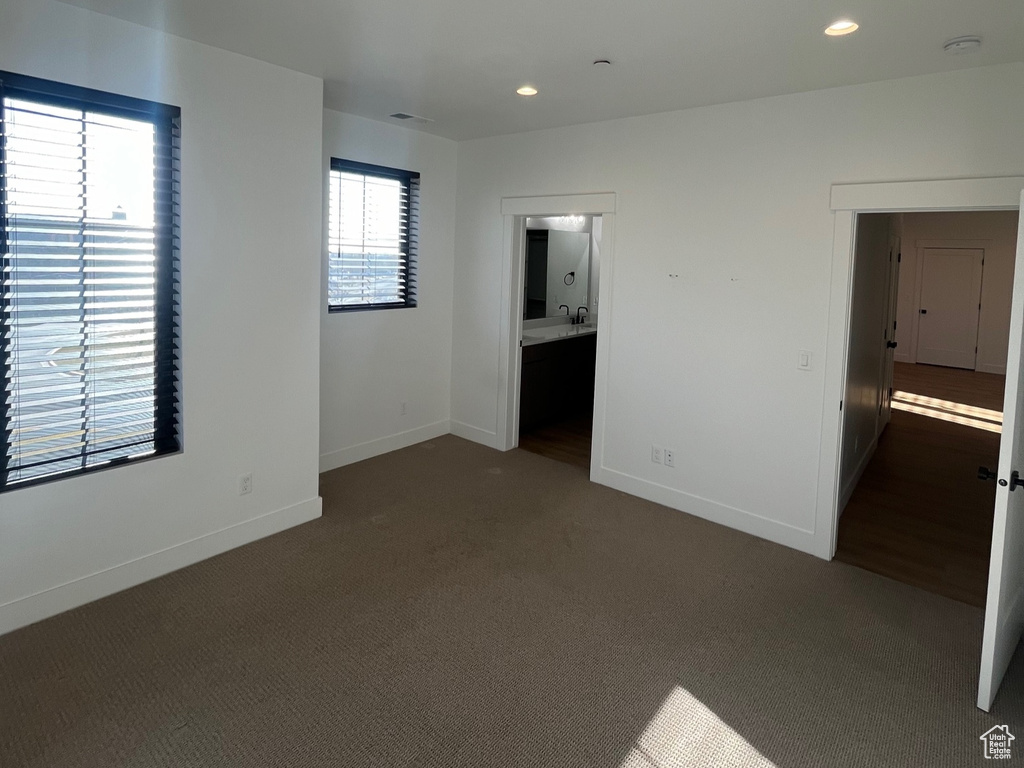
0, 71, 182, 492
328, 158, 419, 311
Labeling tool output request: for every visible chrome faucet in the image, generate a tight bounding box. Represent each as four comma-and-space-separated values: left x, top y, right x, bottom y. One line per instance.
574, 306, 589, 325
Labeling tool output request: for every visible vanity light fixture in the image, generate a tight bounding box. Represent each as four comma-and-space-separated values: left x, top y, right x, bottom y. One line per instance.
824, 20, 859, 36
555, 215, 585, 226
516, 85, 538, 96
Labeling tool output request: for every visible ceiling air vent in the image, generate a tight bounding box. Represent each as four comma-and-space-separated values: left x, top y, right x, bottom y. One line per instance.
943, 35, 982, 54
389, 112, 434, 124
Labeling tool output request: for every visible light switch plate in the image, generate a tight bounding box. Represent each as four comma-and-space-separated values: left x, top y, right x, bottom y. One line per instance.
798, 350, 812, 371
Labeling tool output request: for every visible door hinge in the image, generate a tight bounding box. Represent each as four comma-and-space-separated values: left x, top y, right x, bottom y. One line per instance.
889, 386, 893, 399
897, 253, 902, 263
840, 399, 843, 411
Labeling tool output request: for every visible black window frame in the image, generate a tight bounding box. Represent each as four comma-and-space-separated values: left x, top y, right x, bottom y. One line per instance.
0, 70, 182, 493
327, 157, 419, 313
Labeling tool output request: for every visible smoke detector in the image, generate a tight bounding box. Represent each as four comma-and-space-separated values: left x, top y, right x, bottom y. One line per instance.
943, 36, 982, 54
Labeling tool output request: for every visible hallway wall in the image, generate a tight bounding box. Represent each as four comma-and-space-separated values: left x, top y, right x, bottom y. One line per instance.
840, 214, 897, 510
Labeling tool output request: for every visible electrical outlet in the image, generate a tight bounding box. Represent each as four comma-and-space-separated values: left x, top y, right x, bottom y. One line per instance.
239, 472, 253, 495
664, 449, 675, 468
401, 402, 407, 416
652, 445, 663, 464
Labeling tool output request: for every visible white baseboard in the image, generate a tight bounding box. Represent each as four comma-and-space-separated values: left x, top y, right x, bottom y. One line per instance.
449, 420, 499, 449
978, 363, 1007, 375
0, 496, 322, 637
319, 420, 451, 473
839, 436, 878, 515
591, 465, 817, 556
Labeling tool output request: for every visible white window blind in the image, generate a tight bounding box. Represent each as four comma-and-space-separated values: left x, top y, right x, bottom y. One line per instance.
1, 72, 181, 490
328, 159, 418, 310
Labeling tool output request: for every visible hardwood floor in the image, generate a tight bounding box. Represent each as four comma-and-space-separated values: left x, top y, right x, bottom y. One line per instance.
518, 415, 593, 470
835, 362, 1005, 607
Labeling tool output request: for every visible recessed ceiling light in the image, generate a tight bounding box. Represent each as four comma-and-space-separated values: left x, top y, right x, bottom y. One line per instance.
516, 85, 538, 96
825, 20, 859, 36
944, 35, 982, 54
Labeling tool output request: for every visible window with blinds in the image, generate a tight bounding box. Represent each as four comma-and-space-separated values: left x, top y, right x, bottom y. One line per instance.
0, 72, 181, 492
328, 158, 419, 311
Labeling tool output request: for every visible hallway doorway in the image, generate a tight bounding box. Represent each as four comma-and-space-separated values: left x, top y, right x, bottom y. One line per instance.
823, 178, 1024, 711
836, 211, 1018, 606
835, 362, 1004, 606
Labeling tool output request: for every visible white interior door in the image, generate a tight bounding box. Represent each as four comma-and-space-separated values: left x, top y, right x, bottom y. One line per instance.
916, 248, 984, 369
978, 194, 1024, 711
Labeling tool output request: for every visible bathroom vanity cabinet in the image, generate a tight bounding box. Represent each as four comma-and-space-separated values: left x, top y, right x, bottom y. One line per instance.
519, 334, 597, 433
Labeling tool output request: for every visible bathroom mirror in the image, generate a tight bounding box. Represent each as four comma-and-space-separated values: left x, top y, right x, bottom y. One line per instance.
523, 217, 594, 320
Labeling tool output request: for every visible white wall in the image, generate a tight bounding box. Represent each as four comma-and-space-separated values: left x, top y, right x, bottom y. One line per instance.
0, 0, 324, 634
895, 211, 1020, 374
451, 63, 1024, 556
319, 110, 457, 471
840, 214, 895, 510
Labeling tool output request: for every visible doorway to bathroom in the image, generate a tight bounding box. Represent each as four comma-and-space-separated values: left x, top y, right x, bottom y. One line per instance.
494, 191, 616, 477
517, 216, 601, 469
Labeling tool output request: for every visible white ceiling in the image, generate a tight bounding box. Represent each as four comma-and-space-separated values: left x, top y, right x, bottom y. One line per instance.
61, 0, 1024, 141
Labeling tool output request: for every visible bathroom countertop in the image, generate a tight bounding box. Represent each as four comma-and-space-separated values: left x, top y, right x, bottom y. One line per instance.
521, 323, 597, 346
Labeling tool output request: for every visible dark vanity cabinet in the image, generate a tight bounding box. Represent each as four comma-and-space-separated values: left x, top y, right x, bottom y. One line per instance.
519, 334, 597, 433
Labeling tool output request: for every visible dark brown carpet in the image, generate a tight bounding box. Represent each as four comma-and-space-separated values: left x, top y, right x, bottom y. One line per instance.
3, 434, 1024, 767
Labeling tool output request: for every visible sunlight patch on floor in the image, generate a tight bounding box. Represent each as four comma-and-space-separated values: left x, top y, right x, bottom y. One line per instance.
619, 687, 777, 768
892, 390, 1002, 433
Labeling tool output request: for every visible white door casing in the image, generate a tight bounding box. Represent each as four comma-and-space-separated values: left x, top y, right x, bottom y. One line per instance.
496, 193, 616, 472
915, 248, 984, 369
978, 191, 1024, 712
821, 176, 1024, 561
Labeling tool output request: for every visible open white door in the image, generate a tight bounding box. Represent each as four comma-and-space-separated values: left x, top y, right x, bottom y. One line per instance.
979, 194, 1024, 711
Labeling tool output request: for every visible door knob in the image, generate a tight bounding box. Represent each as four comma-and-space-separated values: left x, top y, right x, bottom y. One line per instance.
1012, 471, 1024, 492
887, 341, 898, 349
920, 309, 928, 314
979, 466, 997, 481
